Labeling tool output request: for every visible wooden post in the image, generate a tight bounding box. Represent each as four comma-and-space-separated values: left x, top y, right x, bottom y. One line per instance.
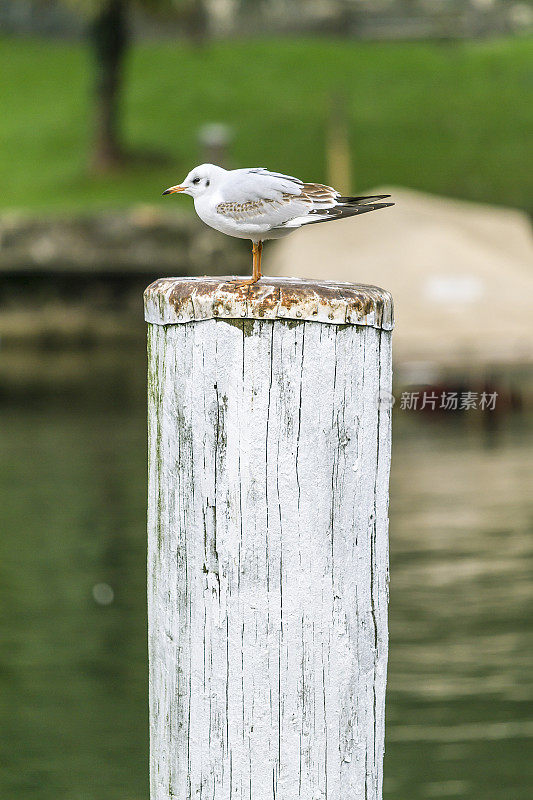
144, 277, 393, 800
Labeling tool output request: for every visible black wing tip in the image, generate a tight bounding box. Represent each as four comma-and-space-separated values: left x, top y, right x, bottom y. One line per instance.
303, 200, 394, 227
333, 200, 395, 213
358, 202, 394, 213
338, 194, 393, 204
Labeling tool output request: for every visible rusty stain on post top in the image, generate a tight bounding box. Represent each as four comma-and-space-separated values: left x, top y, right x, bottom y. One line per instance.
144, 276, 394, 330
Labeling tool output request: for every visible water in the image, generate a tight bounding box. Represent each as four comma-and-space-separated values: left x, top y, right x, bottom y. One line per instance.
1, 347, 531, 800
385, 415, 533, 799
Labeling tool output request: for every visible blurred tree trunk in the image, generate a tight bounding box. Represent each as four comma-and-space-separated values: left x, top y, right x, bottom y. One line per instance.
183, 0, 209, 46
89, 0, 128, 172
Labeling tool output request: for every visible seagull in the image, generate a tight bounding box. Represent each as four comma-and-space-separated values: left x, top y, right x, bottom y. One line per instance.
163, 164, 393, 285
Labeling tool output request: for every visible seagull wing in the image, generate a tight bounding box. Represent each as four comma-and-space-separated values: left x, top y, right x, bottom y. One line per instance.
276, 189, 394, 229
216, 169, 393, 229
216, 170, 334, 227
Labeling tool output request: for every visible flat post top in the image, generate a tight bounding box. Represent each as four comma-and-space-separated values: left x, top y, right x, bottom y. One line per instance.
144, 277, 394, 330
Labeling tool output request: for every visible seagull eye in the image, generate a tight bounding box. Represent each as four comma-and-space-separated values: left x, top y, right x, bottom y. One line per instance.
192, 177, 200, 185
206, 180, 210, 187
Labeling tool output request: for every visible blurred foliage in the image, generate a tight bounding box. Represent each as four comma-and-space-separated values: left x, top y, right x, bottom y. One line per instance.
57, 0, 202, 20
0, 36, 531, 212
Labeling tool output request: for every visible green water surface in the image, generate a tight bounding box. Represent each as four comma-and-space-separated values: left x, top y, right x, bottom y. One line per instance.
1, 348, 531, 800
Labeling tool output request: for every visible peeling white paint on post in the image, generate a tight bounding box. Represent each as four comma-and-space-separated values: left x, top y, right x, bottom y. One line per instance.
145, 277, 393, 800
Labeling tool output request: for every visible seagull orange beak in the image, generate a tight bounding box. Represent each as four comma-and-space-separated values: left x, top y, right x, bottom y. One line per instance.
162, 185, 186, 196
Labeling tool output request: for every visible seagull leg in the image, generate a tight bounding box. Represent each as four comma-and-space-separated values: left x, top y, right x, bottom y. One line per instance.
253, 241, 263, 282
233, 241, 262, 286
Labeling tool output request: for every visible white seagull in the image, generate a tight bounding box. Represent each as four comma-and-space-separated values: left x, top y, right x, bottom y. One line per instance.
163, 164, 393, 285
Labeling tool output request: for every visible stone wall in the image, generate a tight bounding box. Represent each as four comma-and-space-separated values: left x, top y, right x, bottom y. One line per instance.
0, 207, 248, 278
0, 208, 248, 343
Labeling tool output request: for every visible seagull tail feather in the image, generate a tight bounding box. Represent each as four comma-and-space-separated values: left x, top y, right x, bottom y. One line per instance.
337, 194, 392, 204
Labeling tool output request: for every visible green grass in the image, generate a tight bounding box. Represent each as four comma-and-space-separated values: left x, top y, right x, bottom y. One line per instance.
1, 36, 532, 213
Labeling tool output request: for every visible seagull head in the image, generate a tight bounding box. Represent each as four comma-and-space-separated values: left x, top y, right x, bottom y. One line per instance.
162, 163, 224, 198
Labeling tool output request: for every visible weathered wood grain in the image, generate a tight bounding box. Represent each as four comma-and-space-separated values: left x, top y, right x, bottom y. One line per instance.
147, 315, 392, 800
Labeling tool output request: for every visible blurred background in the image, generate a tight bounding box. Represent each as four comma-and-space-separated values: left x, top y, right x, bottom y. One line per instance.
1, 2, 532, 799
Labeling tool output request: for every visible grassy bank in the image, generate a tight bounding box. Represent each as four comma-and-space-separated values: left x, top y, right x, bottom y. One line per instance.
1, 36, 532, 213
